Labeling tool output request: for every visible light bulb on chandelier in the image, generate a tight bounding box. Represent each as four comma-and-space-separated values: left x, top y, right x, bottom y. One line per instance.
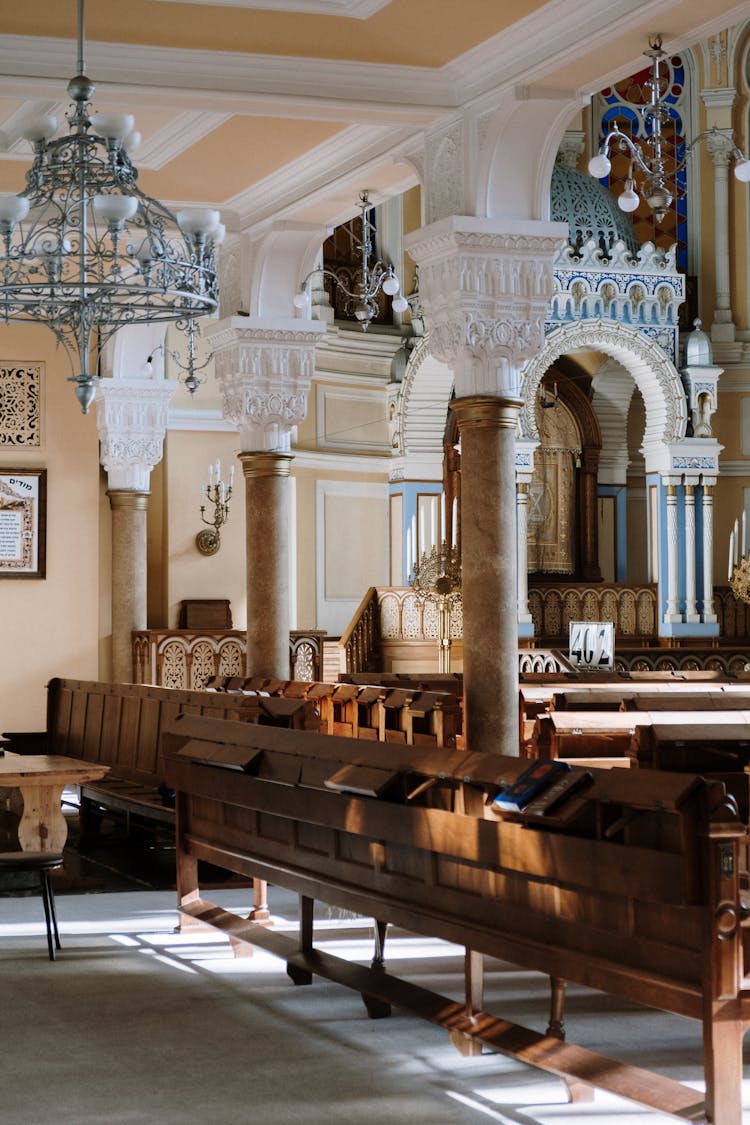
588, 34, 750, 222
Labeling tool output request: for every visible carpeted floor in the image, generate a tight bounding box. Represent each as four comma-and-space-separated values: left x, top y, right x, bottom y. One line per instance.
0, 813, 748, 1124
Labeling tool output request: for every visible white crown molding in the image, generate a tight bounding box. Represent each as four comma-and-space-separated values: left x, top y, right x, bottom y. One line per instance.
227, 123, 420, 231
293, 447, 391, 473
135, 110, 231, 170
0, 36, 450, 119
155, 0, 389, 14
3, 0, 750, 123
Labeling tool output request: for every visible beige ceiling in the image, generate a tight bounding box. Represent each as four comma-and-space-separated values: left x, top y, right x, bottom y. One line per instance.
1, 0, 750, 231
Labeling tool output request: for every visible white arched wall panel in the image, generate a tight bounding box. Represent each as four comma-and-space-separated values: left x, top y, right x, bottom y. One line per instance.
479, 93, 587, 222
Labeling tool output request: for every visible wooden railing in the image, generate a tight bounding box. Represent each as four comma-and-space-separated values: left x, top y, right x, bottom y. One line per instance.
132, 629, 327, 688
340, 587, 381, 674
528, 581, 658, 642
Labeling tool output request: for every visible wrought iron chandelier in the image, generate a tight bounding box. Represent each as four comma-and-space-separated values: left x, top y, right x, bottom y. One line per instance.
146, 317, 213, 397
0, 0, 220, 413
293, 191, 408, 329
588, 34, 750, 221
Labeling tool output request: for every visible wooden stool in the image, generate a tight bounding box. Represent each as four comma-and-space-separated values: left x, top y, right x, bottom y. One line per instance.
0, 852, 63, 961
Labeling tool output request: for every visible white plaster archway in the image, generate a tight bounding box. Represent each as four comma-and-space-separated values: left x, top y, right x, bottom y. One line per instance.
392, 336, 454, 477
519, 321, 687, 454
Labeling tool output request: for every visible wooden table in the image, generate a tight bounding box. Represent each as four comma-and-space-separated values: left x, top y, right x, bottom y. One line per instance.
0, 753, 109, 853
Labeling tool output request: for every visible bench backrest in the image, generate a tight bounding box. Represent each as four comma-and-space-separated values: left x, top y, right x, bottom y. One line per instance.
45, 678, 317, 784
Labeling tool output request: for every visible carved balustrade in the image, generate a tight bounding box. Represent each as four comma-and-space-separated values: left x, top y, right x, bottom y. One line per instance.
132, 629, 326, 688
527, 581, 658, 642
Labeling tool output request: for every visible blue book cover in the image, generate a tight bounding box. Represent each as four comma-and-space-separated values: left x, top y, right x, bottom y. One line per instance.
492, 759, 571, 811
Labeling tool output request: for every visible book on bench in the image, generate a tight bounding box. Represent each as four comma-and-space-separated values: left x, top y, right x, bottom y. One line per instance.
492, 759, 571, 812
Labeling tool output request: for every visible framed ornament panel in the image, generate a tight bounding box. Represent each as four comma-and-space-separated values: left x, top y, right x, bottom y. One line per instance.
0, 363, 43, 447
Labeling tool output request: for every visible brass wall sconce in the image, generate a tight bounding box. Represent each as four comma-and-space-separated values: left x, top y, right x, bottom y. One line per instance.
197, 459, 234, 555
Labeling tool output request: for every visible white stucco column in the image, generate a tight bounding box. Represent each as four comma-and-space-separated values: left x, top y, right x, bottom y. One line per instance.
664, 482, 681, 624
702, 483, 717, 622
97, 376, 178, 682
684, 484, 699, 622
206, 316, 325, 679
405, 217, 566, 756
705, 121, 736, 345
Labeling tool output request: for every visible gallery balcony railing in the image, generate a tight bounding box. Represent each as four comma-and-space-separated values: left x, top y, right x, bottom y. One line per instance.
132, 629, 327, 689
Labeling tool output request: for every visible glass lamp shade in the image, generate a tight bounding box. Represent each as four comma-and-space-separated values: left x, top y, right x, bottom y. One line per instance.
21, 115, 58, 143
588, 152, 612, 179
90, 113, 135, 142
123, 131, 141, 154
93, 194, 139, 223
391, 295, 409, 314
0, 193, 30, 225
293, 290, 308, 309
382, 274, 399, 296
176, 208, 221, 237
734, 159, 750, 183
617, 188, 640, 213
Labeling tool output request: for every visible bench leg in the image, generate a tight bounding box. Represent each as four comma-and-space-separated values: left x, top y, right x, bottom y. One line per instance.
248, 878, 270, 924
703, 999, 745, 1125
547, 976, 566, 1039
287, 894, 314, 986
450, 948, 484, 1057
371, 918, 387, 968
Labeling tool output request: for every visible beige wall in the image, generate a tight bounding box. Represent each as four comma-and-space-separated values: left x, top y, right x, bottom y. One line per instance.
161, 429, 247, 630
0, 323, 102, 730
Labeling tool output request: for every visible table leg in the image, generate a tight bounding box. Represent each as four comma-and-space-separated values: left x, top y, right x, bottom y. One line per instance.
16, 783, 67, 853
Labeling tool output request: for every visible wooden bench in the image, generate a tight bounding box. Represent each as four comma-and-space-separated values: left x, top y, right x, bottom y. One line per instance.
206, 676, 463, 749
164, 714, 750, 1125
2, 677, 320, 838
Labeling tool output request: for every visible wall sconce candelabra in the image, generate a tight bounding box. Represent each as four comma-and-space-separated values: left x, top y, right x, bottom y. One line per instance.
728, 511, 750, 604
408, 495, 462, 673
146, 317, 212, 396
197, 459, 234, 556
588, 34, 750, 221
293, 190, 409, 330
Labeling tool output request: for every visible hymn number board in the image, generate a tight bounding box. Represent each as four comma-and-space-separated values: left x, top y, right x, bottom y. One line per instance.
568, 620, 614, 671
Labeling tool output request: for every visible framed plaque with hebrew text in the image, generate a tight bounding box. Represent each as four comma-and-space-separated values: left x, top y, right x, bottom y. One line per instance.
0, 469, 46, 578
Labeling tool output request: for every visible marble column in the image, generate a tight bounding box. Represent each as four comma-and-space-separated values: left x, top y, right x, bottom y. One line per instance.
206, 317, 325, 679
453, 396, 522, 755
108, 491, 149, 682
97, 374, 176, 683
405, 216, 566, 755
239, 451, 294, 679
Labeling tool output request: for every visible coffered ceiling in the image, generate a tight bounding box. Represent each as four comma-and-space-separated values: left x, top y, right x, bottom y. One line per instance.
0, 0, 749, 233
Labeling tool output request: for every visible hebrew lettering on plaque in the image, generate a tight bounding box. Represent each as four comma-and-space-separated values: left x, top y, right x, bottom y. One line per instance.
0, 470, 46, 578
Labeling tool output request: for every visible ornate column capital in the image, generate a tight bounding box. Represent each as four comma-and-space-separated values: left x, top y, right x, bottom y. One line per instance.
405, 217, 566, 398
205, 316, 325, 453
96, 380, 177, 492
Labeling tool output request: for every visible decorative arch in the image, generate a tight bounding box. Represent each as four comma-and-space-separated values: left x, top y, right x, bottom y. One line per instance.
393, 336, 454, 460
520, 320, 687, 451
